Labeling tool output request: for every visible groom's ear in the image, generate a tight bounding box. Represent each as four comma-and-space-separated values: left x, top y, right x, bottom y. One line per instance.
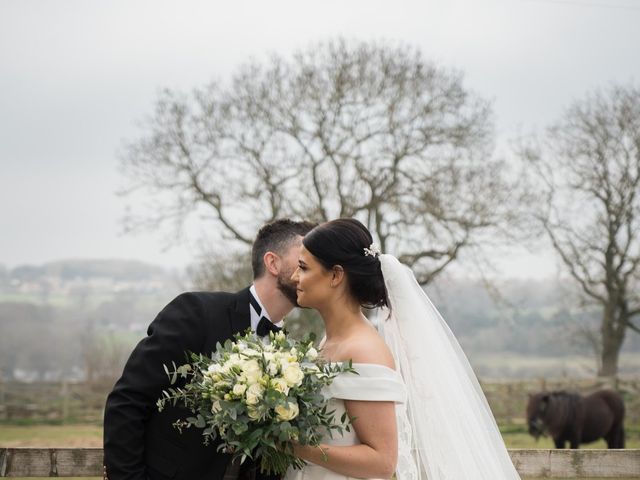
263, 251, 280, 276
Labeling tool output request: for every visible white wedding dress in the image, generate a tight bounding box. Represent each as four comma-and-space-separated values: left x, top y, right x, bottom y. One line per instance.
284, 254, 520, 480
284, 363, 407, 480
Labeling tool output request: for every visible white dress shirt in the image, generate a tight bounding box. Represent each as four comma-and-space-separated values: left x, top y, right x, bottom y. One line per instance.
249, 284, 284, 332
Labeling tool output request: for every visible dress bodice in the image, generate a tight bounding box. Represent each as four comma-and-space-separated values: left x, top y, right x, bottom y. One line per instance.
324, 363, 407, 403
284, 363, 406, 480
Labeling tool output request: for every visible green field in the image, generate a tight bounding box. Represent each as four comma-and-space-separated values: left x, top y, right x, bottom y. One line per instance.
1, 422, 639, 449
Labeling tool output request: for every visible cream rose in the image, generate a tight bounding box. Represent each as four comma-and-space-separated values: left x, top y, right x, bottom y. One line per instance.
245, 383, 265, 405
270, 377, 290, 395
283, 363, 304, 387
242, 348, 260, 357
242, 359, 261, 373
275, 401, 299, 421
233, 383, 247, 396
247, 407, 262, 420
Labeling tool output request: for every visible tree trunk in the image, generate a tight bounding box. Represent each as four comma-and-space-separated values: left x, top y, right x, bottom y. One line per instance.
599, 342, 621, 377
598, 307, 625, 377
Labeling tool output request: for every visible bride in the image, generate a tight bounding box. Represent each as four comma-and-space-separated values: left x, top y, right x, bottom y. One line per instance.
286, 218, 520, 480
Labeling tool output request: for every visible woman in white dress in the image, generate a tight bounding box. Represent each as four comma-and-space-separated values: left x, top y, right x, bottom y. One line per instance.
287, 219, 521, 480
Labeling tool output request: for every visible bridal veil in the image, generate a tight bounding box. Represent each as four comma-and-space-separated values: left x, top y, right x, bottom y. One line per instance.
378, 254, 520, 480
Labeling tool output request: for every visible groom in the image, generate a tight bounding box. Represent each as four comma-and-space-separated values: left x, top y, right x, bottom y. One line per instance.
103, 219, 315, 480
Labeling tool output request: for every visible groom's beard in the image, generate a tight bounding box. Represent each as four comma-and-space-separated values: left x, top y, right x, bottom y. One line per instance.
277, 270, 299, 307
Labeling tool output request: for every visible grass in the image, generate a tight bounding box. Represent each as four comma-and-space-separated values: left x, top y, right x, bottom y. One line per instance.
0, 424, 102, 447
1, 422, 638, 449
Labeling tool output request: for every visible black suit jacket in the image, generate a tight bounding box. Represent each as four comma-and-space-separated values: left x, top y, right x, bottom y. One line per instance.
104, 287, 275, 480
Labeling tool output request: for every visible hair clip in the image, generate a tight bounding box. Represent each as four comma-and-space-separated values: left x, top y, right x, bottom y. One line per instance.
364, 243, 381, 258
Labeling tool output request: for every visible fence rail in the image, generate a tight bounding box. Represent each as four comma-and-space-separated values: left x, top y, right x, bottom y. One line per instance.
0, 448, 639, 478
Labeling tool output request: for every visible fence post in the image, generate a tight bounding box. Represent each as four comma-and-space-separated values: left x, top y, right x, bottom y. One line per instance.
0, 375, 5, 421
61, 381, 69, 421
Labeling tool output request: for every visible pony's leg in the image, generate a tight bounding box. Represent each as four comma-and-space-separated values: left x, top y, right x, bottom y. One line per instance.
571, 426, 582, 449
605, 424, 625, 448
613, 425, 625, 448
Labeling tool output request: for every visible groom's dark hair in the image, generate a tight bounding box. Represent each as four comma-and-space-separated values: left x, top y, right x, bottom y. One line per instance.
252, 219, 316, 279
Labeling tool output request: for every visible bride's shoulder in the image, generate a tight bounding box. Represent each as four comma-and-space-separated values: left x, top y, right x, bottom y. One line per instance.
342, 330, 395, 370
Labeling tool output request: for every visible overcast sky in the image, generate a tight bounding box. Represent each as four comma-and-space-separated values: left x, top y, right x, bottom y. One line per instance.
1, 0, 639, 278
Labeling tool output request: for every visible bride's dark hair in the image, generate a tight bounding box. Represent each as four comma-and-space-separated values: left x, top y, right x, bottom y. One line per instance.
302, 218, 388, 309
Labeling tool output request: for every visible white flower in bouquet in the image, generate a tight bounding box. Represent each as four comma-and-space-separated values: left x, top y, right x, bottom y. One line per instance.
283, 363, 304, 387
270, 377, 290, 395
245, 383, 265, 405
305, 347, 318, 361
247, 406, 262, 420
275, 401, 299, 421
211, 400, 222, 413
233, 383, 247, 396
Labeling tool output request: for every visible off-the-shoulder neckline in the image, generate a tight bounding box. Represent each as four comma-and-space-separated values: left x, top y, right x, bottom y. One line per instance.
327, 361, 399, 375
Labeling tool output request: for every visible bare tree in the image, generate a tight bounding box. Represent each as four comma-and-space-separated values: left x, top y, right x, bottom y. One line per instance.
81, 324, 137, 384
121, 39, 518, 284
522, 84, 640, 376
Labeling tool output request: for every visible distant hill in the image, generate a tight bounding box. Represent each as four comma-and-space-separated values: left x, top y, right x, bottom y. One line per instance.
4, 259, 168, 282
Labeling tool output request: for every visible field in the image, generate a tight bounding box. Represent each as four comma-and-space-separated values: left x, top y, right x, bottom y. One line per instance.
1, 422, 639, 449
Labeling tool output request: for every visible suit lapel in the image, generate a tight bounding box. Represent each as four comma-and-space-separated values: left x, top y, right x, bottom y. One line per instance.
228, 287, 251, 337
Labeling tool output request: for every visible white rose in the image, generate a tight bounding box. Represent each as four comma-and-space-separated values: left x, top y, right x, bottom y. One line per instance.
229, 355, 244, 369
267, 360, 279, 376
270, 377, 290, 395
247, 407, 262, 420
242, 359, 261, 374
233, 383, 247, 396
275, 401, 299, 421
279, 359, 290, 372
244, 369, 262, 385
283, 363, 304, 387
305, 348, 318, 361
245, 383, 265, 405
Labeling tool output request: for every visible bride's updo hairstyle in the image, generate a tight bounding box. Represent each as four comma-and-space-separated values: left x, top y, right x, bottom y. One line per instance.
302, 218, 389, 309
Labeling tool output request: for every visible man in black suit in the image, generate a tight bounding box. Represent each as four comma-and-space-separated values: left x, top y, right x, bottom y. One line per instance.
103, 219, 315, 480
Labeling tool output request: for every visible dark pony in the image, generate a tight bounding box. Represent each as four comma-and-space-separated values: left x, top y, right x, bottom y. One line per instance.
526, 389, 625, 449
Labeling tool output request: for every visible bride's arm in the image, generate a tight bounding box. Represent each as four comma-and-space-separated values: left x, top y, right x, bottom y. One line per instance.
293, 398, 398, 479
293, 400, 397, 478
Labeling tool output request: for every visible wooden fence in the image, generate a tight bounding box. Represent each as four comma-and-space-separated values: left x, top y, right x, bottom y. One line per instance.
0, 448, 639, 478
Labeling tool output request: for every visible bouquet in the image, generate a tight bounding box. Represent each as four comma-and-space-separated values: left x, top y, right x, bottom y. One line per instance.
157, 330, 355, 475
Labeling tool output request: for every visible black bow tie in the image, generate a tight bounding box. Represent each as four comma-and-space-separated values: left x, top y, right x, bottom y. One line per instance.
250, 291, 282, 337
256, 316, 282, 337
